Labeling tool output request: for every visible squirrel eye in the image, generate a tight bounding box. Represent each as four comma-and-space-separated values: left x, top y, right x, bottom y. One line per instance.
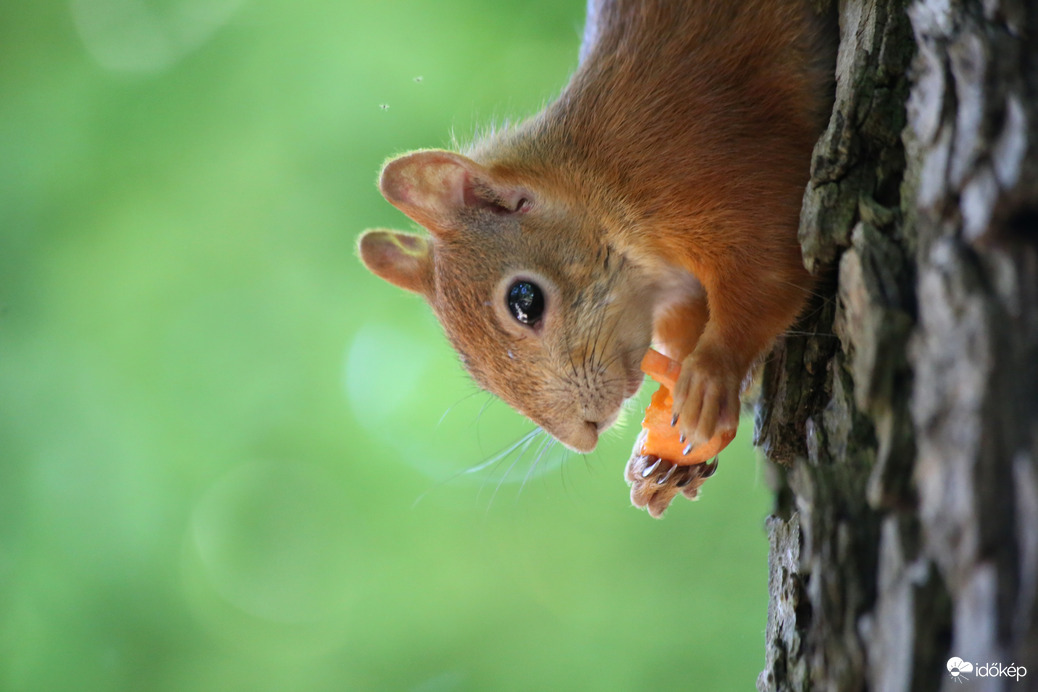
507, 280, 544, 326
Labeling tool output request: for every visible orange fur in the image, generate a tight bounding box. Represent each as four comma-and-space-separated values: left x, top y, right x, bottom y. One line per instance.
358, 0, 832, 453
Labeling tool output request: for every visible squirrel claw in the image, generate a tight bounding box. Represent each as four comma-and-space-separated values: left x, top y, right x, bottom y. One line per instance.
625, 430, 721, 517
672, 351, 741, 447
656, 462, 678, 485
641, 458, 661, 478
700, 458, 719, 478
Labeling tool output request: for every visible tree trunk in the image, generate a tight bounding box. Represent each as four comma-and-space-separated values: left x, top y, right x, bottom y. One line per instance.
756, 1, 1038, 690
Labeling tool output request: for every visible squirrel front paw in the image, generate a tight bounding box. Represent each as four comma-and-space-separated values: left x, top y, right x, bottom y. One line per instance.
625, 429, 718, 518
671, 349, 741, 450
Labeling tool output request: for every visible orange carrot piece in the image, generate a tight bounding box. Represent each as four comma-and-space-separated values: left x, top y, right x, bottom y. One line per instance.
640, 348, 682, 390
639, 348, 736, 465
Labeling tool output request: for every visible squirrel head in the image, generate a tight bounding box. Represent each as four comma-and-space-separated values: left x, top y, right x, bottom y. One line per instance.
358, 150, 653, 452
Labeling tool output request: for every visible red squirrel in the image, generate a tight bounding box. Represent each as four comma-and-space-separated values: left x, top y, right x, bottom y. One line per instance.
359, 0, 833, 511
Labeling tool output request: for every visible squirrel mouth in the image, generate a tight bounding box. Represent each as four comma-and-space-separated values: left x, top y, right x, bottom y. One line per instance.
556, 406, 623, 453
594, 409, 621, 434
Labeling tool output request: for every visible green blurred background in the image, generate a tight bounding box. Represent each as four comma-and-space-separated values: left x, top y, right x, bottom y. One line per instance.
0, 1, 774, 690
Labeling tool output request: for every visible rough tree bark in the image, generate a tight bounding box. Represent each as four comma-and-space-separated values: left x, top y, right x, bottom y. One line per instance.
756, 1, 1038, 690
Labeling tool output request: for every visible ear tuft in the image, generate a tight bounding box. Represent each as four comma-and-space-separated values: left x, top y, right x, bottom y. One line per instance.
357, 229, 434, 297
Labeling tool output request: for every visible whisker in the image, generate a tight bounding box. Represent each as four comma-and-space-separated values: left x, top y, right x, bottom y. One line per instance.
761, 275, 836, 303
472, 393, 498, 455
623, 393, 648, 414
517, 434, 557, 500
488, 429, 549, 510
782, 329, 838, 338
588, 291, 610, 372
411, 427, 541, 508
475, 394, 496, 424
563, 330, 582, 387
471, 427, 541, 477
599, 342, 653, 374
436, 388, 485, 428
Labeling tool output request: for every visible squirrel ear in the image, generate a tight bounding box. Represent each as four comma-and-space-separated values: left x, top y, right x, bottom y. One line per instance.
357, 229, 434, 297
379, 150, 530, 233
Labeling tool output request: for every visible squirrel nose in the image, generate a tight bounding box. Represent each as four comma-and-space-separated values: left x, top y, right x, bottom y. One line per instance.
578, 420, 600, 452
556, 420, 598, 454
